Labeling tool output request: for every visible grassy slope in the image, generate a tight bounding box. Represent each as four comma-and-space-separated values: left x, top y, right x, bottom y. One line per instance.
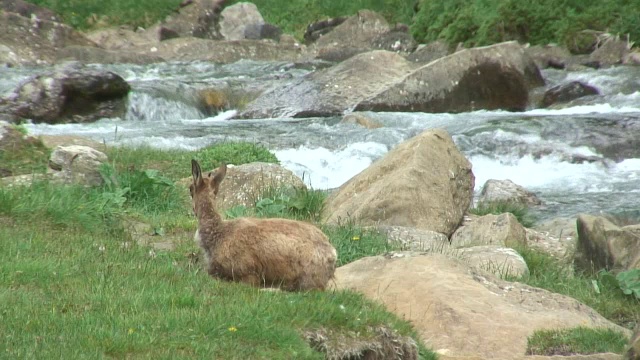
0, 143, 435, 359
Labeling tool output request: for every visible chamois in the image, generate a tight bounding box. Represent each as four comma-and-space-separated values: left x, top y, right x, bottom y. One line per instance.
190, 160, 337, 291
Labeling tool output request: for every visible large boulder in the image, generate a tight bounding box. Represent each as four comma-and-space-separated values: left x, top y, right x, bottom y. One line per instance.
478, 179, 542, 206
450, 213, 528, 248
240, 50, 413, 118
334, 253, 631, 359
2, 63, 130, 123
324, 129, 474, 237
575, 214, 640, 272
160, 0, 225, 40
0, 11, 96, 65
219, 2, 265, 41
240, 41, 543, 118
354, 41, 544, 113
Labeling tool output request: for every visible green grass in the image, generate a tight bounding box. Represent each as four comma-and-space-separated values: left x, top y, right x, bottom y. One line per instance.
0, 225, 434, 359
513, 247, 640, 330
0, 125, 50, 177
26, 0, 182, 30
469, 200, 536, 228
527, 327, 628, 355
0, 143, 435, 359
411, 0, 640, 51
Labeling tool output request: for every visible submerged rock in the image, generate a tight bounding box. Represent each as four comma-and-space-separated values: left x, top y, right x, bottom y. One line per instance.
542, 81, 599, 108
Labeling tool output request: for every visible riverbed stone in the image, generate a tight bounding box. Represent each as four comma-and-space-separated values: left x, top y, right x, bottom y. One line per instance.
334, 252, 630, 359
575, 214, 640, 272
3, 63, 130, 123
450, 213, 528, 249
240, 41, 544, 118
355, 41, 544, 113
542, 81, 600, 108
340, 113, 383, 129
160, 0, 225, 40
0, 11, 96, 65
324, 128, 474, 237
478, 179, 542, 206
48, 145, 108, 186
219, 2, 265, 41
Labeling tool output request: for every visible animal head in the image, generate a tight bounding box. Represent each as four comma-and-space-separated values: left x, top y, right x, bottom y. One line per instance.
190, 159, 227, 216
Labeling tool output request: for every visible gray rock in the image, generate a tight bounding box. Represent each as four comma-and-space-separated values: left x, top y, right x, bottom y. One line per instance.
457, 245, 529, 278
406, 41, 450, 64
542, 81, 599, 108
48, 145, 108, 186
375, 225, 451, 252
575, 214, 640, 272
4, 64, 130, 123
160, 0, 224, 40
450, 213, 528, 249
219, 2, 265, 41
478, 179, 542, 206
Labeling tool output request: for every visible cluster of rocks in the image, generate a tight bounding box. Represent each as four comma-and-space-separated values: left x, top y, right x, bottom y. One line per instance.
2, 0, 639, 123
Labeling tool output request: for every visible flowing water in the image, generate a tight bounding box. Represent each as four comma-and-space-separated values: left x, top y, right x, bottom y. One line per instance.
3, 61, 640, 222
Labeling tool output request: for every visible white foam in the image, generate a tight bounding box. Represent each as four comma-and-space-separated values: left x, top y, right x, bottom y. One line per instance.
274, 142, 388, 189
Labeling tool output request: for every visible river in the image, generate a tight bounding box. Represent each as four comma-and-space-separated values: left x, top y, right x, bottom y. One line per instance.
3, 60, 639, 222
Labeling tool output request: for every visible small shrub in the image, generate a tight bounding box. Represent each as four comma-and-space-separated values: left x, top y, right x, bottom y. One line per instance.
469, 200, 536, 227
194, 142, 279, 169
100, 163, 183, 214
527, 327, 628, 355
224, 186, 326, 222
617, 269, 640, 300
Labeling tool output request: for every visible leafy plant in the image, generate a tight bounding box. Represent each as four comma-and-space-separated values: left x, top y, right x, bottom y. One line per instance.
617, 269, 640, 300
99, 163, 181, 214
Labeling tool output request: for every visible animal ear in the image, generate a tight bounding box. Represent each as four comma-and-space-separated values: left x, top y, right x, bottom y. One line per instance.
191, 159, 202, 185
211, 163, 227, 194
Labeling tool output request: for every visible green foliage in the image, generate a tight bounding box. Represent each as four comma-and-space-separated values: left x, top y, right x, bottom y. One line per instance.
100, 163, 183, 214
323, 219, 399, 267
469, 200, 536, 227
0, 129, 50, 176
527, 327, 628, 355
27, 0, 182, 30
0, 180, 123, 233
514, 247, 640, 329
411, 0, 640, 51
224, 187, 326, 223
616, 269, 640, 300
194, 142, 279, 171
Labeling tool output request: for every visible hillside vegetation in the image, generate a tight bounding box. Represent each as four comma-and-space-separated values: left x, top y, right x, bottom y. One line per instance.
26, 0, 638, 51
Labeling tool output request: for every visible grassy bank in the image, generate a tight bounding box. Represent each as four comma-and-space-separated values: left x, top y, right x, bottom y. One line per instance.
26, 0, 639, 49
411, 0, 640, 51
0, 142, 435, 359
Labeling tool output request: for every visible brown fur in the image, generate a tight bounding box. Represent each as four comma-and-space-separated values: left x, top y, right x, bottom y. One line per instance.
190, 160, 337, 291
